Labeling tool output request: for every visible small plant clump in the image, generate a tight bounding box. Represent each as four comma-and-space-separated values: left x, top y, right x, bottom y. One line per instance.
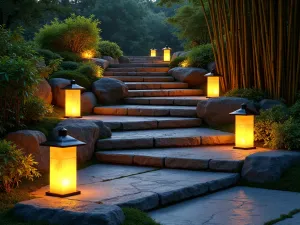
224, 88, 266, 102
99, 40, 123, 59
169, 55, 187, 68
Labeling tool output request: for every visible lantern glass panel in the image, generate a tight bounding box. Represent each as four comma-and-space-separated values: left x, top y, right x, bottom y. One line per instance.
65, 89, 81, 117
163, 49, 171, 61
50, 147, 77, 195
150, 49, 156, 57
235, 115, 254, 148
207, 76, 220, 97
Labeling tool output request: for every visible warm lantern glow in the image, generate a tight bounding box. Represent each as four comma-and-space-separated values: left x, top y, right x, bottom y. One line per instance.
235, 115, 255, 149
163, 46, 171, 62
150, 49, 157, 57
49, 146, 77, 196
81, 50, 94, 59
180, 59, 189, 68
65, 89, 81, 118
207, 76, 220, 97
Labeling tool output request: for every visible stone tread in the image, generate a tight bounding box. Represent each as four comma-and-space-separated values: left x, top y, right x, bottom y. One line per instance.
109, 63, 169, 68
106, 67, 169, 72
125, 82, 188, 90
96, 127, 235, 150
104, 72, 168, 76
124, 96, 206, 106
81, 115, 202, 130
128, 89, 203, 97
96, 145, 270, 172
104, 76, 175, 82
94, 105, 197, 117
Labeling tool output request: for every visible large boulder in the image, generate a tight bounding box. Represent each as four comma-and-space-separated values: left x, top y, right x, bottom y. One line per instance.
119, 56, 130, 64
6, 130, 49, 172
102, 56, 119, 64
81, 92, 97, 114
49, 78, 70, 108
53, 119, 105, 164
242, 151, 300, 183
168, 67, 208, 87
34, 79, 52, 104
259, 99, 284, 111
92, 78, 128, 105
197, 97, 256, 126
91, 58, 109, 70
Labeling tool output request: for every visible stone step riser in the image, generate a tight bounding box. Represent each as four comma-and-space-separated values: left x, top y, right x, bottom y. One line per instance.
126, 83, 188, 90
94, 107, 197, 117
104, 72, 168, 76
124, 98, 199, 106
106, 68, 169, 72
128, 89, 203, 97
104, 76, 175, 82
110, 63, 169, 68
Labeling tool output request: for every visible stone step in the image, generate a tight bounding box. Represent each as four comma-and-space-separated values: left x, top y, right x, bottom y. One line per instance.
110, 63, 169, 68
124, 96, 206, 106
128, 89, 203, 97
96, 145, 269, 172
106, 67, 169, 73
125, 82, 188, 90
104, 76, 175, 82
32, 164, 239, 211
94, 105, 197, 117
96, 127, 234, 150
81, 115, 202, 131
104, 72, 168, 77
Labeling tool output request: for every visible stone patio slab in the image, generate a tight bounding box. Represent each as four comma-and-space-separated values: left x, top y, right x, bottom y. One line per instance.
149, 187, 300, 225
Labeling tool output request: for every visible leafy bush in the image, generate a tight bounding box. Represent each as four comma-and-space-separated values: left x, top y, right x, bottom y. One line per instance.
77, 62, 103, 80
99, 40, 123, 58
36, 49, 62, 64
186, 43, 214, 68
35, 15, 101, 53
23, 96, 53, 124
224, 88, 266, 102
60, 61, 80, 70
169, 56, 187, 68
50, 70, 91, 89
58, 51, 83, 62
289, 100, 300, 120
0, 140, 40, 193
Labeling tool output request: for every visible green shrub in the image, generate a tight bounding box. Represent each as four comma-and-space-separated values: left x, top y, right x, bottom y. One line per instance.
76, 62, 103, 81
169, 56, 187, 68
224, 88, 266, 102
289, 100, 300, 120
23, 96, 53, 124
36, 49, 62, 64
58, 51, 83, 62
35, 15, 101, 53
99, 40, 123, 58
60, 61, 80, 70
0, 140, 41, 193
186, 43, 214, 68
50, 70, 91, 89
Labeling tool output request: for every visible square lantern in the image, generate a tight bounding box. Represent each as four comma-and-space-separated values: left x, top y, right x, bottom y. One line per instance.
150, 49, 157, 57
40, 128, 86, 197
230, 103, 258, 150
62, 80, 85, 118
204, 69, 222, 98
162, 46, 171, 62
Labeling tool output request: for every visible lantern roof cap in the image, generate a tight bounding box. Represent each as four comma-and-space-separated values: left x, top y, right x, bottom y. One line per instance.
151, 48, 157, 50
40, 128, 86, 147
229, 103, 258, 115
204, 69, 222, 77
62, 80, 85, 90
162, 46, 171, 50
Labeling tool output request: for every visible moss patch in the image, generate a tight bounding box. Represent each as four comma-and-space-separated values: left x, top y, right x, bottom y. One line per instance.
264, 209, 300, 225
123, 208, 161, 225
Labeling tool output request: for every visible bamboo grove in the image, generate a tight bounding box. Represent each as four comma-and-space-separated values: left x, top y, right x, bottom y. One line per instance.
200, 0, 300, 104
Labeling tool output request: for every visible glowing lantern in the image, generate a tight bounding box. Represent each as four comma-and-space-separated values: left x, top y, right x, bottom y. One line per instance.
150, 49, 157, 57
162, 46, 171, 62
230, 103, 258, 149
41, 128, 86, 197
204, 69, 221, 98
81, 50, 94, 59
63, 80, 85, 118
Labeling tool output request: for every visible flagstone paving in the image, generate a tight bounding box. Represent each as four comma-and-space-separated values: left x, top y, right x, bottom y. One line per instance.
149, 187, 300, 225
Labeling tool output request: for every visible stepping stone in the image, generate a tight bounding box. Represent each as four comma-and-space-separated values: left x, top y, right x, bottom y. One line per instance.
104, 72, 168, 76
149, 187, 300, 225
94, 105, 197, 117
96, 127, 234, 150
106, 67, 169, 72
104, 76, 175, 82
109, 63, 169, 68
81, 115, 202, 130
128, 89, 203, 97
125, 96, 206, 106
96, 145, 270, 172
125, 82, 188, 90
32, 166, 239, 211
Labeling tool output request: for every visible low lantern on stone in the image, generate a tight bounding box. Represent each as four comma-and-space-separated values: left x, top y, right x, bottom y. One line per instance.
62, 80, 85, 118
81, 50, 94, 59
150, 49, 157, 57
204, 69, 222, 98
230, 103, 258, 150
162, 46, 171, 62
40, 128, 86, 197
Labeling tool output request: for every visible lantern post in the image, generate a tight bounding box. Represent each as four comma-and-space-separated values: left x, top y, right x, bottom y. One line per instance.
204, 69, 222, 98
162, 46, 171, 62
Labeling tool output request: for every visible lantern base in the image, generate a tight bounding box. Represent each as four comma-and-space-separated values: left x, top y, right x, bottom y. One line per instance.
46, 191, 81, 198
64, 116, 82, 118
233, 146, 256, 150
